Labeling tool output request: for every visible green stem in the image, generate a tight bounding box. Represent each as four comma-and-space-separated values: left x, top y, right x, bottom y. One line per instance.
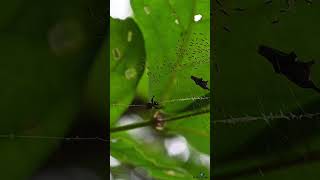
110, 109, 209, 133
110, 121, 152, 133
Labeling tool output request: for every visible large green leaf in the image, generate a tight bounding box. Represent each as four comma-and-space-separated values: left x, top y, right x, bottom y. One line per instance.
131, 0, 210, 155
214, 0, 320, 178
110, 18, 146, 127
111, 1, 210, 179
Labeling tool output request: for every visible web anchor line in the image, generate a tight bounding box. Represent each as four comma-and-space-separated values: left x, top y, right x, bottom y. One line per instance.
0, 134, 109, 142
111, 96, 210, 107
214, 112, 320, 124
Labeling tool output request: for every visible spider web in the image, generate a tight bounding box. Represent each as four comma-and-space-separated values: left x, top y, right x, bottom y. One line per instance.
0, 134, 108, 142
111, 31, 210, 112
110, 3, 211, 180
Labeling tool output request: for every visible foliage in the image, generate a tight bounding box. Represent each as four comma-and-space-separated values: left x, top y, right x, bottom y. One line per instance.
110, 0, 210, 179
0, 0, 106, 179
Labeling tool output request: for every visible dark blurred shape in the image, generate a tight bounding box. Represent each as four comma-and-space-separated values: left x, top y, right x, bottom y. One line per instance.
191, 75, 210, 91
258, 45, 320, 93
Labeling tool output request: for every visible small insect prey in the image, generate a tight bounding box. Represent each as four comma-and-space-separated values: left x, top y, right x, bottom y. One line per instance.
146, 96, 161, 109
191, 75, 210, 90
258, 45, 320, 93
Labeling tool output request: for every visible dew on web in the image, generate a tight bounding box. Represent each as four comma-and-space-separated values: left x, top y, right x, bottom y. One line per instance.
213, 110, 320, 125
111, 31, 210, 111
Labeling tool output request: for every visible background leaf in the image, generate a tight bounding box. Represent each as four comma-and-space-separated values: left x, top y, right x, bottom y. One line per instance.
213, 0, 320, 178
0, 1, 106, 179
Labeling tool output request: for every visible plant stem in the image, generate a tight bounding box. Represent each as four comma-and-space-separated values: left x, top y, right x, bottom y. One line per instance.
110, 109, 209, 133
110, 121, 152, 133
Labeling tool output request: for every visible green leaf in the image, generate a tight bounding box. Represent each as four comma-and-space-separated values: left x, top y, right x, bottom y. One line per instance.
167, 112, 210, 154
111, 134, 194, 180
131, 0, 210, 112
110, 18, 146, 126
131, 0, 210, 156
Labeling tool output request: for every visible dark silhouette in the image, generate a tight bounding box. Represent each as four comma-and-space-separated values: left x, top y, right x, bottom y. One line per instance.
258, 45, 320, 93
191, 76, 210, 91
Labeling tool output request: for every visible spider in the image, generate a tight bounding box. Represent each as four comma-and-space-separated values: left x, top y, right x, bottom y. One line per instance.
146, 96, 161, 109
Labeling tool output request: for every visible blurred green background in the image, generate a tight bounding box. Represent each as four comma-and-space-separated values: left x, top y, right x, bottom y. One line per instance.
213, 0, 320, 179
0, 0, 106, 179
